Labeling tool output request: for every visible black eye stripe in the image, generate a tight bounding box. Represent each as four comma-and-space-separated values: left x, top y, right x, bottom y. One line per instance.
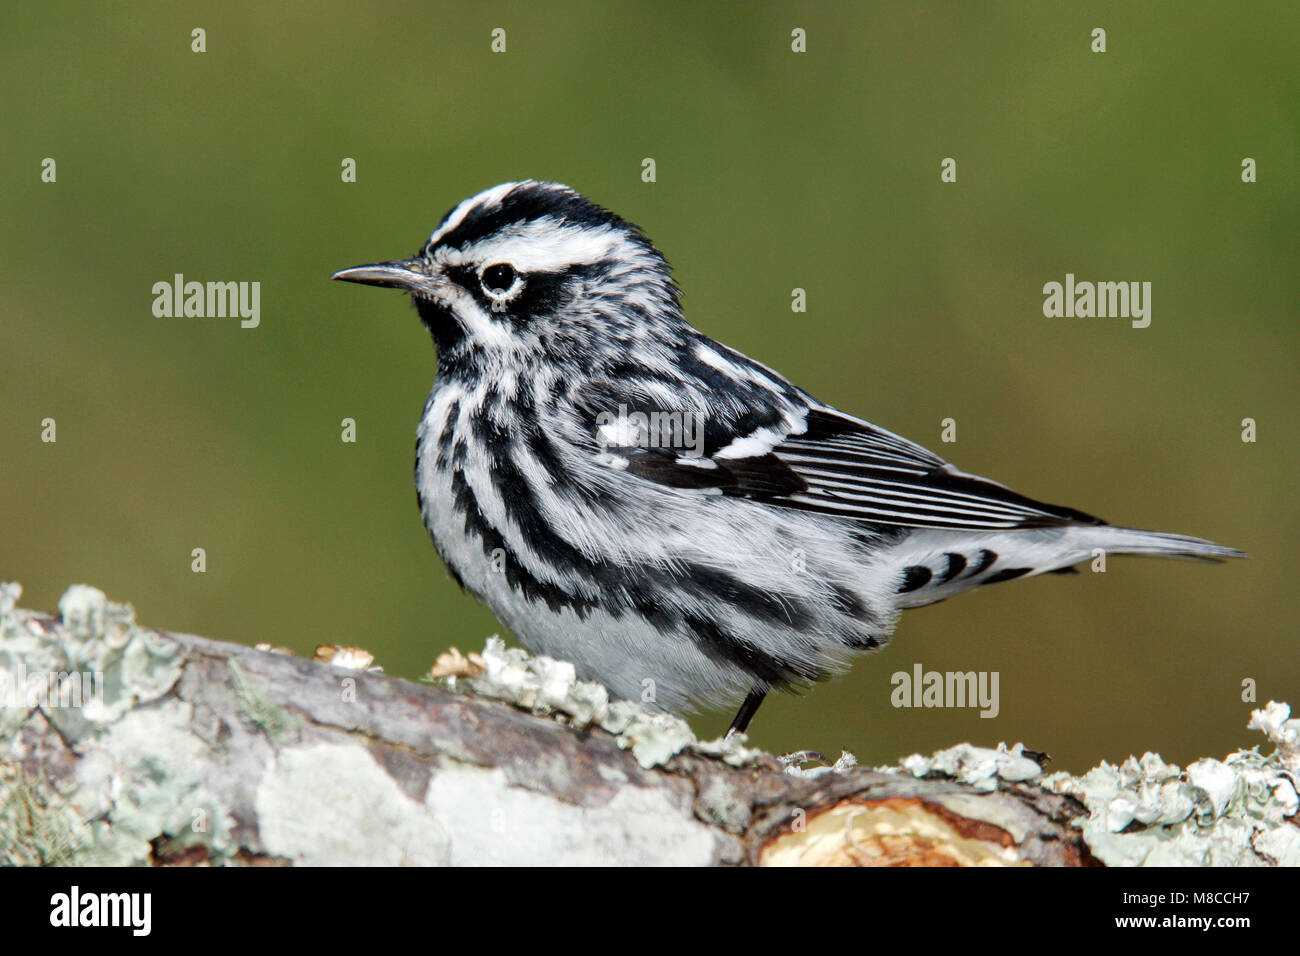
442, 260, 610, 325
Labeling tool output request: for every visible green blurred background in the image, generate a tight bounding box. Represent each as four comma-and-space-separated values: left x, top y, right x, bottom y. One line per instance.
2, 2, 1296, 772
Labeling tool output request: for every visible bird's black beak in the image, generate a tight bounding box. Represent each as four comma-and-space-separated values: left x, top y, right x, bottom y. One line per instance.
331, 258, 427, 292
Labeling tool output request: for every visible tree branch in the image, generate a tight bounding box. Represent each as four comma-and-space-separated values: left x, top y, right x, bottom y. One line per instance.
0, 583, 1295, 866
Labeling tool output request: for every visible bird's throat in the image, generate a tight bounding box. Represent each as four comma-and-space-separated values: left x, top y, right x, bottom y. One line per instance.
413, 296, 466, 363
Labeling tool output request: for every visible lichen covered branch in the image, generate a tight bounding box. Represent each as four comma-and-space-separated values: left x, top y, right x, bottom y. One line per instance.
0, 583, 1295, 866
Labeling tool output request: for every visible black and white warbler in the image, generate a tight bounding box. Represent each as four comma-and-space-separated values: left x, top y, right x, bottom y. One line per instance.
333, 181, 1244, 735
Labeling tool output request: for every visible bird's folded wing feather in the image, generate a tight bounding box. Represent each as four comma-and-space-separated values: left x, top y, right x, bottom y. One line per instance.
584, 393, 1102, 531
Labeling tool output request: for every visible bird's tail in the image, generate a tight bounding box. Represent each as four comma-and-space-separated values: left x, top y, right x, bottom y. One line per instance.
1068, 525, 1247, 563
889, 523, 1246, 609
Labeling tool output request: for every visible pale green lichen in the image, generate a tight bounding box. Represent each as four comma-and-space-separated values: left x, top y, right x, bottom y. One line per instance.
884, 741, 1044, 790
0, 583, 184, 740
0, 583, 225, 864
0, 763, 88, 866
256, 743, 451, 866
451, 636, 761, 768
779, 749, 859, 779
878, 703, 1300, 866
79, 702, 239, 863
1040, 702, 1300, 866
228, 659, 300, 742
423, 760, 719, 865
606, 705, 697, 769
4, 582, 1295, 865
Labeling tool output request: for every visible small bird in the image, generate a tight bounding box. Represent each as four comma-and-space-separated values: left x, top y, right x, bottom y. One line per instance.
333, 181, 1244, 736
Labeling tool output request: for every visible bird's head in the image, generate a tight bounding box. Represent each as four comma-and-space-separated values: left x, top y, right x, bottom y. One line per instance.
333, 181, 682, 372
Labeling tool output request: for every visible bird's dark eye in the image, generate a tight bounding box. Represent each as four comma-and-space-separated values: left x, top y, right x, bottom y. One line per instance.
481, 263, 517, 293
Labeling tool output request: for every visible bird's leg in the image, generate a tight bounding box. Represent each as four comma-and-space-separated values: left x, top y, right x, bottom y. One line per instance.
725, 686, 768, 739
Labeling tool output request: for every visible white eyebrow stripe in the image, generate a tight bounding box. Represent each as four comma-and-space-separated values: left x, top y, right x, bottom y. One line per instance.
440, 218, 634, 273
427, 181, 525, 247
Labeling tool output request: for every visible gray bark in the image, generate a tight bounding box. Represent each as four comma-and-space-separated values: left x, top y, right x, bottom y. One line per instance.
1, 583, 1294, 866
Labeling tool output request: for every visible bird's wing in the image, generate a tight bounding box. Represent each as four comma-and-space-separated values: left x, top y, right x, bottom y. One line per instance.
584, 393, 1102, 531
757, 407, 1103, 529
